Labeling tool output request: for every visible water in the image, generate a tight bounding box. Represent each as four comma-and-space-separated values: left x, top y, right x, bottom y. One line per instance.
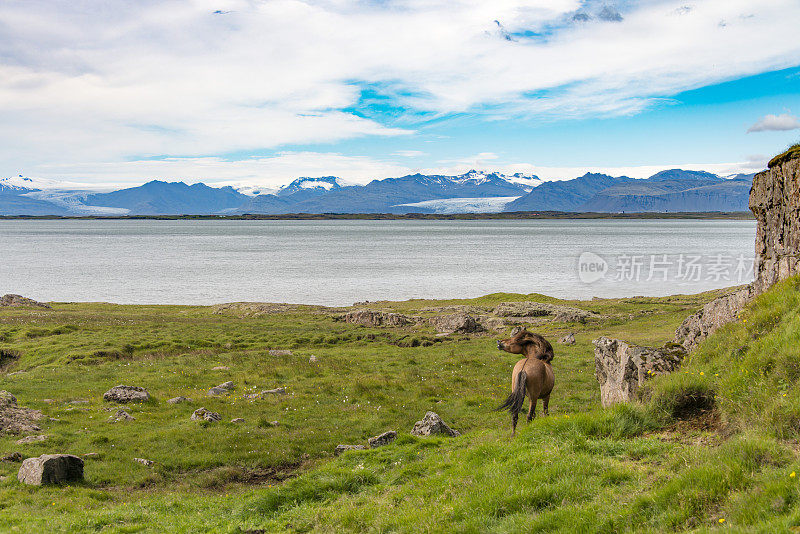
0, 219, 756, 306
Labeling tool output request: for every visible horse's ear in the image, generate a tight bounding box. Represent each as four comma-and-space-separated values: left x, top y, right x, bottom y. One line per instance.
510, 326, 523, 336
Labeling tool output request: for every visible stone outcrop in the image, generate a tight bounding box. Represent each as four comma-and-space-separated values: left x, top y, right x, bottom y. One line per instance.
0, 390, 44, 434
750, 150, 800, 294
208, 381, 235, 396
558, 333, 576, 345
342, 310, 414, 327
410, 412, 460, 437
429, 313, 483, 334
167, 396, 191, 404
17, 454, 84, 485
191, 407, 221, 422
108, 409, 135, 423
368, 430, 397, 448
593, 337, 685, 407
0, 294, 50, 309
268, 349, 293, 357
674, 286, 753, 351
103, 385, 150, 404
493, 302, 598, 323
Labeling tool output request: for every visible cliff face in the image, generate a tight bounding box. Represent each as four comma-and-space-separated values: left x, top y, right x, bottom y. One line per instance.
675, 149, 800, 350
749, 152, 800, 293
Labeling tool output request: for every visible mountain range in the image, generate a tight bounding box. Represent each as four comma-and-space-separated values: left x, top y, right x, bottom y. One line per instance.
0, 169, 755, 216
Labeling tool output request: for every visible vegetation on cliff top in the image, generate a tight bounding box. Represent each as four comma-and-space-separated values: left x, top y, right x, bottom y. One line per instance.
1, 281, 800, 532
768, 143, 800, 168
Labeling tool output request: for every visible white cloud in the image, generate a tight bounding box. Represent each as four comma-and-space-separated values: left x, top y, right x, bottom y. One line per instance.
393, 150, 427, 158
747, 113, 800, 132
1, 0, 799, 181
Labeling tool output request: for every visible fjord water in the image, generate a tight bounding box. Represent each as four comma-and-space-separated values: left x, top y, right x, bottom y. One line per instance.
0, 219, 755, 306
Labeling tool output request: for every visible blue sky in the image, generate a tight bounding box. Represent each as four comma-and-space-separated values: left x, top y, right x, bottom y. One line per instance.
0, 0, 799, 189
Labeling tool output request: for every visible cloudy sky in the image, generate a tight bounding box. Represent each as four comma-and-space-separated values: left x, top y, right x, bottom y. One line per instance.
1, 0, 799, 189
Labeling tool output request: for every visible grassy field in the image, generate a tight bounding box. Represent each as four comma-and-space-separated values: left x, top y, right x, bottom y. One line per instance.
1, 282, 799, 532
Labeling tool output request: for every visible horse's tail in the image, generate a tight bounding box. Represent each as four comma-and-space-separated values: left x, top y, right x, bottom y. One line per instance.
496, 370, 527, 417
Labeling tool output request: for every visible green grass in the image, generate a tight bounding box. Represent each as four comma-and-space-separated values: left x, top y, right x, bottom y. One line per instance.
1, 284, 799, 532
768, 142, 800, 168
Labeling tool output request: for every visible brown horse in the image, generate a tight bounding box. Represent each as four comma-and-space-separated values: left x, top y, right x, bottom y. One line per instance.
495, 327, 555, 436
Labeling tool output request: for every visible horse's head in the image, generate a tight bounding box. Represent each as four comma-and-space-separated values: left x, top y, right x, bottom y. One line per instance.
497, 327, 554, 362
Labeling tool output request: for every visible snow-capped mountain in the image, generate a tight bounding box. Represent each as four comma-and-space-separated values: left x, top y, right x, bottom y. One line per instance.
0, 168, 754, 215
276, 176, 343, 197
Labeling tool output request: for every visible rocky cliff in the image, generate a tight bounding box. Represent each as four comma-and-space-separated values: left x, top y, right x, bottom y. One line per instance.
750, 147, 800, 294
675, 146, 800, 350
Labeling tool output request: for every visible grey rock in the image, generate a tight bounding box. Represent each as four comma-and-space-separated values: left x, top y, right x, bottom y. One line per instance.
231, 418, 245, 423
674, 286, 753, 351
0, 294, 50, 309
559, 333, 576, 345
1, 452, 23, 462
429, 313, 483, 334
342, 310, 414, 327
167, 396, 191, 404
1, 390, 44, 434
334, 444, 367, 456
133, 457, 154, 467
268, 349, 293, 356
368, 430, 397, 448
17, 454, 84, 485
411, 412, 460, 437
308, 355, 318, 363
108, 409, 135, 423
211, 366, 229, 371
191, 407, 221, 422
82, 452, 101, 459
103, 385, 150, 404
208, 381, 235, 396
593, 337, 685, 407
494, 302, 597, 324
69, 400, 89, 405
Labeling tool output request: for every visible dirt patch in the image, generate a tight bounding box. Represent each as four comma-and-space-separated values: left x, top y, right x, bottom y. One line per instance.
212, 302, 338, 317
0, 390, 45, 435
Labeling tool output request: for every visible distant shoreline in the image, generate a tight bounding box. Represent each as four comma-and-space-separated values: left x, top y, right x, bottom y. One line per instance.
0, 211, 754, 221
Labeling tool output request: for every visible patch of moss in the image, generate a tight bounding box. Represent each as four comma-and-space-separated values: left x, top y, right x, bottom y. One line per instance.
768, 143, 800, 168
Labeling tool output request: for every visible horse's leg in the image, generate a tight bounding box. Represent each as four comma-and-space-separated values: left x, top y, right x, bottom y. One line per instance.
527, 386, 538, 422
542, 394, 550, 416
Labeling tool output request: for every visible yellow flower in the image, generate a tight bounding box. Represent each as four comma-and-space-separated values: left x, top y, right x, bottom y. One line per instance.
791, 471, 796, 478
700, 372, 704, 376
719, 518, 725, 523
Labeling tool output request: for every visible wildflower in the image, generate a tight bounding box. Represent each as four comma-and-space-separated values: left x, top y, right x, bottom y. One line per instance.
791, 471, 796, 478
719, 518, 725, 523
700, 372, 704, 376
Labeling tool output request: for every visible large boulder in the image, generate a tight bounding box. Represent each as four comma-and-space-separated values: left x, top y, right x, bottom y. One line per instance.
17, 454, 84, 485
0, 294, 50, 309
429, 313, 483, 334
342, 310, 414, 327
411, 412, 460, 437
674, 286, 753, 351
0, 390, 44, 434
103, 385, 150, 404
593, 337, 685, 407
